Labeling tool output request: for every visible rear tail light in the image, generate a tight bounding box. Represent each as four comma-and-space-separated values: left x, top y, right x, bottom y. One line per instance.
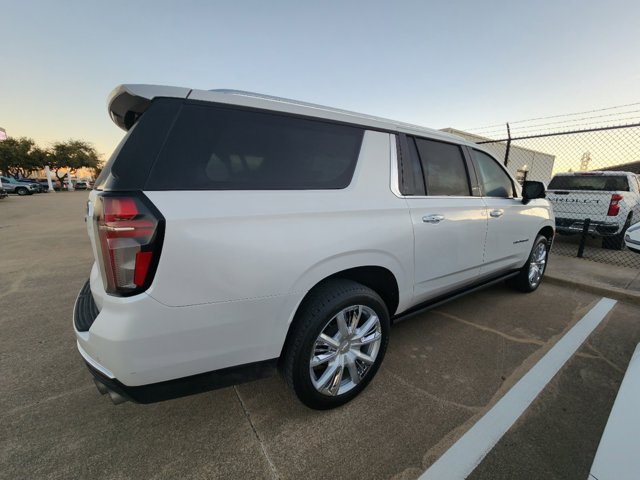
607, 194, 623, 216
94, 193, 164, 296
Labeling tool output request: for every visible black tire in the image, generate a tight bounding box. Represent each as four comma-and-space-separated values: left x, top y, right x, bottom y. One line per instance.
602, 216, 632, 251
16, 187, 29, 196
507, 234, 549, 293
282, 279, 390, 410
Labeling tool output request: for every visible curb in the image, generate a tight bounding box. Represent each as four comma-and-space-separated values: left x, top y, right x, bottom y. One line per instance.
545, 273, 640, 306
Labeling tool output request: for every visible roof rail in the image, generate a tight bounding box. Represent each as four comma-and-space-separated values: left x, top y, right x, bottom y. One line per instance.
208, 89, 439, 133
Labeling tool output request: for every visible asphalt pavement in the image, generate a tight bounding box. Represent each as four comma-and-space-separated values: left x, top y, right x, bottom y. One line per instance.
2, 192, 639, 480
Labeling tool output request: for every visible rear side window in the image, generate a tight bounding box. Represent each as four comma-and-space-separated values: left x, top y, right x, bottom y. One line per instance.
471, 149, 514, 198
146, 103, 364, 190
93, 127, 134, 191
414, 138, 471, 196
548, 175, 629, 191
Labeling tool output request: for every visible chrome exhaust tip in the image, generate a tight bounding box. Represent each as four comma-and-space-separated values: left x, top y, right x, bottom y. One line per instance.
108, 389, 128, 405
94, 378, 109, 395
94, 378, 128, 404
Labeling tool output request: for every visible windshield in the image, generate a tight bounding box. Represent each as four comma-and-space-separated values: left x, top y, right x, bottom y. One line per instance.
548, 175, 629, 191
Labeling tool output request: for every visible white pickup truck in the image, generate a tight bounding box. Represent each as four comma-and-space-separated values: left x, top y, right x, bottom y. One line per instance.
547, 171, 640, 250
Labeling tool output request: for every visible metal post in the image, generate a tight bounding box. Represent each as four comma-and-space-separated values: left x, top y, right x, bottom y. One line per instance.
577, 218, 591, 258
504, 122, 511, 167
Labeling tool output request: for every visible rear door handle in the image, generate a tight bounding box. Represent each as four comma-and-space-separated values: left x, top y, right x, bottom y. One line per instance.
422, 214, 445, 224
490, 209, 504, 218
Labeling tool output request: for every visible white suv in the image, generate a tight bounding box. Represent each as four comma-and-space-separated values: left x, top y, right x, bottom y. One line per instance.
74, 85, 554, 409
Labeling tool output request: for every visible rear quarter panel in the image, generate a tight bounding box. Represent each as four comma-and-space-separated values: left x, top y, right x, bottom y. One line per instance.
144, 131, 414, 313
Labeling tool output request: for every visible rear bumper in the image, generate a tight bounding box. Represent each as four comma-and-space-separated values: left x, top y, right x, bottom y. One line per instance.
73, 276, 297, 400
84, 355, 277, 404
73, 280, 99, 332
74, 279, 279, 403
555, 217, 621, 236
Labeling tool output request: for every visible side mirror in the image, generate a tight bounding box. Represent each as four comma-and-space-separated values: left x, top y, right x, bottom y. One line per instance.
522, 181, 546, 205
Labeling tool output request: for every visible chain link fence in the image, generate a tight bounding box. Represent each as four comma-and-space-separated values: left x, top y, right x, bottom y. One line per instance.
446, 122, 640, 270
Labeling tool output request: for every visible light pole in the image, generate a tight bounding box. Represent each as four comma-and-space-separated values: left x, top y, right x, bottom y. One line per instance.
522, 164, 529, 183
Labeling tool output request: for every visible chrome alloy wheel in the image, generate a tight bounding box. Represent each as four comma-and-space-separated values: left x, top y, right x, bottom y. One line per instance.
309, 305, 382, 396
528, 242, 547, 288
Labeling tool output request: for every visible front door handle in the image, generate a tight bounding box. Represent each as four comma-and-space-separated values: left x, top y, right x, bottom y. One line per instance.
422, 214, 445, 224
490, 209, 504, 218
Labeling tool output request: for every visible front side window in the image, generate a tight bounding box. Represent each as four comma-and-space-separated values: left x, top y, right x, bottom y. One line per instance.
472, 150, 514, 198
147, 103, 364, 190
414, 138, 471, 196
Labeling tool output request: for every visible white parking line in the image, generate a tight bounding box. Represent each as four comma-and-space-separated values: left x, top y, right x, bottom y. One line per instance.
419, 297, 617, 480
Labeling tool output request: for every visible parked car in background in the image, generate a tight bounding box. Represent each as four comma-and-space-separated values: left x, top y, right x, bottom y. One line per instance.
73, 84, 554, 410
0, 176, 36, 195
547, 171, 640, 250
17, 178, 47, 193
36, 179, 53, 191
62, 180, 91, 190
625, 222, 640, 253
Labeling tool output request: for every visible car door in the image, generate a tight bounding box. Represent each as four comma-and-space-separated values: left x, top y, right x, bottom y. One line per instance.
401, 135, 488, 304
1, 177, 15, 192
469, 148, 534, 276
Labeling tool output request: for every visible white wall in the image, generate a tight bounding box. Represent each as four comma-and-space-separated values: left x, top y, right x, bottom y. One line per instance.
442, 128, 556, 184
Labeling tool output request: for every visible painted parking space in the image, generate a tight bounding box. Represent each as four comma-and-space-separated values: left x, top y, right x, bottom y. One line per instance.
421, 298, 617, 480
468, 300, 640, 480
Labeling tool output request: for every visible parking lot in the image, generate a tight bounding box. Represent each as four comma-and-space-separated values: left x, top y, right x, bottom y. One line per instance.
2, 192, 640, 480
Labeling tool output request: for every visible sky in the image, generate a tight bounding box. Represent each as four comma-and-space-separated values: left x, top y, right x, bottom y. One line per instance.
1, 0, 640, 160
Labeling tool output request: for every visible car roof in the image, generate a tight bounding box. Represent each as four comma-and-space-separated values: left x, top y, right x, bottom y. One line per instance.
107, 84, 473, 147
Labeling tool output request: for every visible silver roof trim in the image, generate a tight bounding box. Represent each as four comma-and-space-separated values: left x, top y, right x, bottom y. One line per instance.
207, 89, 449, 135
107, 84, 468, 145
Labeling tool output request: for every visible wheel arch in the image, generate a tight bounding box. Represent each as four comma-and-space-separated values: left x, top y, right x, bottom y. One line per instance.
279, 263, 402, 361
290, 251, 410, 315
538, 225, 554, 243
324, 266, 400, 316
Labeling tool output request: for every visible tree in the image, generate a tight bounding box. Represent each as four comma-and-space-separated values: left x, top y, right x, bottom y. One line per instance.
0, 137, 47, 177
92, 161, 105, 180
28, 147, 51, 177
49, 140, 100, 184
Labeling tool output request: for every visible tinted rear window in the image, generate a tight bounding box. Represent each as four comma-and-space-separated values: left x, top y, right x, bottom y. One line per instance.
414, 138, 471, 196
548, 175, 629, 191
93, 127, 134, 191
146, 103, 364, 190
96, 98, 184, 192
